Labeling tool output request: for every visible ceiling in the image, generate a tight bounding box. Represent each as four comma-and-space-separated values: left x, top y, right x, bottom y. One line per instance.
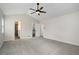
0, 3, 79, 20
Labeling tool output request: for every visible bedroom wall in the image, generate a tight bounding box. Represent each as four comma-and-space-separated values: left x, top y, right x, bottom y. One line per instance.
0, 9, 4, 48
41, 11, 79, 46
5, 14, 39, 41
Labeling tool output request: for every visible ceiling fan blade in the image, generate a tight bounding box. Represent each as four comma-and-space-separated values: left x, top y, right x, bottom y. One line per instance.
40, 7, 44, 10
30, 8, 36, 11
30, 12, 36, 14
40, 11, 46, 13
37, 3, 39, 10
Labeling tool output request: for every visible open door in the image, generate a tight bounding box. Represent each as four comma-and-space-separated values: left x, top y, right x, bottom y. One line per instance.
15, 21, 21, 39
35, 24, 41, 37
32, 24, 41, 37
32, 24, 36, 37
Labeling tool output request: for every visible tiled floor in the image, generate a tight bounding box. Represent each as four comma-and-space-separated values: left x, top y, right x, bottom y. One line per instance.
0, 37, 79, 55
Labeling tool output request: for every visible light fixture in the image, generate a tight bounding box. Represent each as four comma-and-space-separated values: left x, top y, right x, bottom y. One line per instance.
36, 11, 39, 14
29, 3, 46, 15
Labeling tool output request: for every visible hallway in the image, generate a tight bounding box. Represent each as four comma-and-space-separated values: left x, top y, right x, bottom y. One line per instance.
0, 37, 79, 55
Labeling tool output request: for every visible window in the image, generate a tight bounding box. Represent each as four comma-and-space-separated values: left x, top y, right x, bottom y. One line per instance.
2, 17, 4, 33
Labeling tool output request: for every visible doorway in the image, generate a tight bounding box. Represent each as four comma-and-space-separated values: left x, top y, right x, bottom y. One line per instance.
15, 21, 21, 39
32, 24, 41, 37
32, 24, 36, 37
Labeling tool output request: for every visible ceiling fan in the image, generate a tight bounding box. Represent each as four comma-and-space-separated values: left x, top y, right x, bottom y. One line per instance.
30, 3, 46, 15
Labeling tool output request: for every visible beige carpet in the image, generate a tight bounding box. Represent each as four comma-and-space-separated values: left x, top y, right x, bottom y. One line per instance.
0, 37, 79, 55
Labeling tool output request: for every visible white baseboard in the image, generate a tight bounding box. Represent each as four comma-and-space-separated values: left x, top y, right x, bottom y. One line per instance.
44, 36, 79, 46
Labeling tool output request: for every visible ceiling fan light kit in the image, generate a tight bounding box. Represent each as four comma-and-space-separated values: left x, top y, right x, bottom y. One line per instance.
30, 3, 46, 16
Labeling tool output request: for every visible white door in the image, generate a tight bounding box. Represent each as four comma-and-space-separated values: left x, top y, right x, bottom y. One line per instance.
40, 24, 44, 37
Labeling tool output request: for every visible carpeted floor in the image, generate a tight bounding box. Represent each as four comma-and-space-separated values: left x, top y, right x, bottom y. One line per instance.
0, 37, 79, 55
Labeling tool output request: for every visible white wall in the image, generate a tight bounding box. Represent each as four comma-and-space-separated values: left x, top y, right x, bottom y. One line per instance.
5, 14, 39, 41
41, 11, 79, 46
0, 9, 4, 48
